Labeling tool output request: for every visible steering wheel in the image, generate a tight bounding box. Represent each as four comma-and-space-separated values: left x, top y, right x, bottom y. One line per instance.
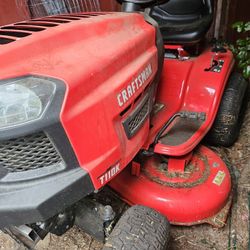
117, 0, 166, 4
116, 0, 169, 11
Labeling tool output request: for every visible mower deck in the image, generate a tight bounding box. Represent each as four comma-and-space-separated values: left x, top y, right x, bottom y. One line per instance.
109, 145, 232, 227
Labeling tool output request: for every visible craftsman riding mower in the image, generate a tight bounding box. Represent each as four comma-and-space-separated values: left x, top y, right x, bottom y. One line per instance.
0, 0, 248, 249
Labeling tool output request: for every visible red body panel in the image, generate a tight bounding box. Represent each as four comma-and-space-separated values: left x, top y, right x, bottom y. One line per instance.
0, 13, 158, 189
144, 49, 234, 156
109, 46, 234, 226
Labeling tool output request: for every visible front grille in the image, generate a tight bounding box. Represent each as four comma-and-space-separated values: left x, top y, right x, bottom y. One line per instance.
0, 133, 62, 172
123, 95, 149, 139
128, 101, 149, 132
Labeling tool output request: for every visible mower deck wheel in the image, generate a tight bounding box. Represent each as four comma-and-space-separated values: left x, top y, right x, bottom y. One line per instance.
206, 72, 248, 147
103, 205, 170, 250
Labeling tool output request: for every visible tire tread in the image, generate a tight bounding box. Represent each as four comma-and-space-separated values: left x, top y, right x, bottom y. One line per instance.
103, 205, 170, 250
206, 72, 248, 146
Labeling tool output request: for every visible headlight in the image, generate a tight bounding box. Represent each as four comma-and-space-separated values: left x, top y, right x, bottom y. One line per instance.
0, 76, 56, 129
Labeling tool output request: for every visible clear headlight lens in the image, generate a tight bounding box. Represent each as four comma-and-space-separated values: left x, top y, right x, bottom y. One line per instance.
0, 76, 56, 129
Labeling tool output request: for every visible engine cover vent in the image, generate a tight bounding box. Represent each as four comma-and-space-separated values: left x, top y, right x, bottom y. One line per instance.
0, 13, 107, 45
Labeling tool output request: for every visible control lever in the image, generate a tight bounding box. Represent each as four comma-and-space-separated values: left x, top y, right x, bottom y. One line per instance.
205, 39, 226, 72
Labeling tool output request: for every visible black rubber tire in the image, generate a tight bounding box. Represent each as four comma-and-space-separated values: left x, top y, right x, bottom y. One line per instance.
103, 205, 170, 250
206, 72, 248, 147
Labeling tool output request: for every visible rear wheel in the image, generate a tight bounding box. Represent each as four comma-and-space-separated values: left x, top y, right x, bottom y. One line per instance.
206, 72, 248, 147
103, 205, 170, 250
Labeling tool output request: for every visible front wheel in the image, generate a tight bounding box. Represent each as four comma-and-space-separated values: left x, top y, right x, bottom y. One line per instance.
206, 72, 248, 147
103, 205, 170, 250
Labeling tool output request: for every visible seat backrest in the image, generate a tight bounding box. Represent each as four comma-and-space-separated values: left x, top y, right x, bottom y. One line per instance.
149, 0, 214, 44
150, 0, 213, 23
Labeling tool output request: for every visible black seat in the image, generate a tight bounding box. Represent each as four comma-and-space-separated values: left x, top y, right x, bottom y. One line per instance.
149, 0, 214, 44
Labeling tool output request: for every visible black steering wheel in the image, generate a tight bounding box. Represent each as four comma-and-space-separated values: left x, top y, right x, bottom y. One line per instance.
117, 0, 169, 11
117, 0, 166, 4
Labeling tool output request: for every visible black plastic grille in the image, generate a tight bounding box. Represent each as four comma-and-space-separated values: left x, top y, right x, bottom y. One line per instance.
0, 133, 62, 172
128, 101, 149, 131
123, 96, 149, 139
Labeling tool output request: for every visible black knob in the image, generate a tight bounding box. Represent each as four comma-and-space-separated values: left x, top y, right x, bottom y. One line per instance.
211, 46, 227, 53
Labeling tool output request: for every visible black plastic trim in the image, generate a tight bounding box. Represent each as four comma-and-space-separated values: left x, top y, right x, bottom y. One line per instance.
0, 76, 80, 173
0, 75, 95, 227
143, 13, 164, 111
0, 168, 93, 228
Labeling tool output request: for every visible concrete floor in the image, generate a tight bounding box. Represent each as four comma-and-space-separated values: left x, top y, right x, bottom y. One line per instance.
0, 103, 249, 250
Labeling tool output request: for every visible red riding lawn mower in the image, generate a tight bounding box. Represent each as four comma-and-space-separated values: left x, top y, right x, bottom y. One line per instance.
0, 0, 248, 249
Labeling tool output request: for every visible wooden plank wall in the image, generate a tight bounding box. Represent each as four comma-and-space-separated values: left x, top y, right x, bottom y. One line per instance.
226, 0, 250, 42
214, 0, 250, 42
0, 0, 29, 25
